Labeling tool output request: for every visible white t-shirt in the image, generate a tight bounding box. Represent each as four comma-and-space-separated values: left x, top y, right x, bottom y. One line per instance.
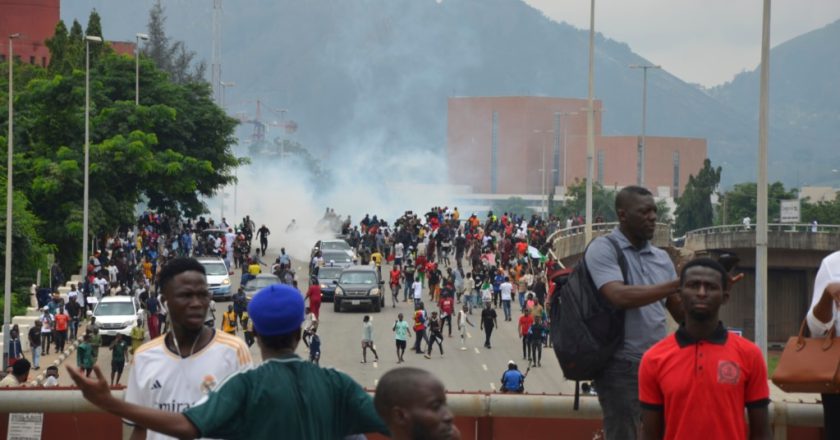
412, 281, 423, 300
125, 331, 252, 440
500, 282, 513, 300
457, 310, 468, 327
395, 242, 404, 259
107, 265, 119, 283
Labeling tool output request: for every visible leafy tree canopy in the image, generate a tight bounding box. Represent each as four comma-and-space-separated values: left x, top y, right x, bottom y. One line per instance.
0, 9, 239, 273
674, 159, 721, 235
553, 179, 617, 223
491, 197, 534, 218
720, 182, 798, 224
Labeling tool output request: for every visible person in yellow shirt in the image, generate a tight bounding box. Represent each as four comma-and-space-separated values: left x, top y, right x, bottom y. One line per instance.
129, 319, 145, 358
370, 249, 383, 278
222, 305, 237, 335
248, 260, 261, 276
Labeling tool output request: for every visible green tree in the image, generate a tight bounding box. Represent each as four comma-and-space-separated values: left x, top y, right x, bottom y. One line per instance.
5, 28, 239, 273
491, 197, 534, 218
674, 159, 721, 235
0, 170, 53, 324
801, 193, 840, 225
720, 182, 799, 224
143, 1, 206, 84
553, 179, 617, 222
44, 21, 71, 73
656, 199, 672, 224
84, 9, 105, 64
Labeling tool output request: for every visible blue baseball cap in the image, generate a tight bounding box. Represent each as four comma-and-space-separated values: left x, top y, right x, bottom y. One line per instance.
247, 284, 305, 336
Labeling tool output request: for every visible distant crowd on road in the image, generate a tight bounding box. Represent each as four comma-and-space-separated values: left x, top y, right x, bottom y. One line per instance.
10, 188, 840, 440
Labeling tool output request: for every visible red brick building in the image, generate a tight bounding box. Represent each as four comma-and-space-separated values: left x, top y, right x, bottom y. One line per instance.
0, 0, 136, 66
447, 96, 706, 198
0, 0, 60, 67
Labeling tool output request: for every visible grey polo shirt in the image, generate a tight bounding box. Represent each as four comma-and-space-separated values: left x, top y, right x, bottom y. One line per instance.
584, 228, 677, 361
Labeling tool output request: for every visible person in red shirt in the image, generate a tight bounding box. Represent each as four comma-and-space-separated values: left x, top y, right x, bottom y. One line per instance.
53, 305, 70, 353
639, 258, 770, 440
517, 309, 534, 363
305, 277, 323, 319
389, 267, 401, 308
438, 293, 454, 337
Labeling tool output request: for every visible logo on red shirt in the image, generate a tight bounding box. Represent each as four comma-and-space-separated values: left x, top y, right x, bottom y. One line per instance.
717, 360, 741, 384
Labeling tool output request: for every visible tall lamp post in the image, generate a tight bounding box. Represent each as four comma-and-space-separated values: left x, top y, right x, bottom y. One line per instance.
755, 0, 772, 359
533, 129, 555, 215
584, 0, 596, 244
219, 81, 236, 218
3, 32, 21, 369
135, 33, 148, 106
556, 111, 578, 193
82, 35, 102, 277
629, 64, 661, 188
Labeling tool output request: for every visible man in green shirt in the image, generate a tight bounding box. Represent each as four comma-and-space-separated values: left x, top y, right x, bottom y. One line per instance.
89, 327, 102, 367
109, 333, 129, 386
76, 334, 94, 377
68, 283, 389, 439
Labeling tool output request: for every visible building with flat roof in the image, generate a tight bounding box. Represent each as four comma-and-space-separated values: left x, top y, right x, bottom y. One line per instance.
0, 0, 60, 67
447, 96, 706, 199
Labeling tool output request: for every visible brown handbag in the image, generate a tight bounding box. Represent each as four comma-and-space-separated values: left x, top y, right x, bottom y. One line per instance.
771, 319, 840, 393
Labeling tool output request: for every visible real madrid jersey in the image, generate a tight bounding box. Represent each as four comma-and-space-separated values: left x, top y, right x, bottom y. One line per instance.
125, 330, 253, 440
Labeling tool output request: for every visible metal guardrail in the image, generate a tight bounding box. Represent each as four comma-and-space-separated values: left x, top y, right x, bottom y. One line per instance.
0, 390, 822, 437
686, 223, 840, 237
546, 222, 619, 245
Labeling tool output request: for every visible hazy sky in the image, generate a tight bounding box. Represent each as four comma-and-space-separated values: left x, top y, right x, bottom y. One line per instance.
524, 0, 840, 87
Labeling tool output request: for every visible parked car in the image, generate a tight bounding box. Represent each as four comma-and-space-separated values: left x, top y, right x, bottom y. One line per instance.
333, 265, 385, 313
312, 266, 343, 302
244, 273, 282, 300
93, 296, 144, 344
197, 257, 232, 300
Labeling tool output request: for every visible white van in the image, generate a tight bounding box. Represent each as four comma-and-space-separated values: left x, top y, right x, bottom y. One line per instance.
93, 296, 144, 342
197, 257, 232, 300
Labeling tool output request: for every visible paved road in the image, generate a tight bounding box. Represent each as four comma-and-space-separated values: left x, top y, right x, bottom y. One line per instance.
47, 245, 577, 397
282, 252, 577, 395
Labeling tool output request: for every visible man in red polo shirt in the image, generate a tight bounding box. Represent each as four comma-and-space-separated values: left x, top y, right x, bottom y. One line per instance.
639, 258, 770, 440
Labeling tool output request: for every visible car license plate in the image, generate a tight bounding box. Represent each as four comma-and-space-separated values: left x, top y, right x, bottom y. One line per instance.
351, 300, 360, 305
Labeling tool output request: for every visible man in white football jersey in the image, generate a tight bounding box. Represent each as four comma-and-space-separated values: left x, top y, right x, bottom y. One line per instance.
125, 257, 252, 440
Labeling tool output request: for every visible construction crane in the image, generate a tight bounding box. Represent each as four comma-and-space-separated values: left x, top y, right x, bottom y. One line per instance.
236, 100, 298, 145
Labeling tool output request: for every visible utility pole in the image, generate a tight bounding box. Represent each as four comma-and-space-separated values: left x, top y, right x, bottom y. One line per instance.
755, 0, 772, 359
629, 64, 661, 188
585, 0, 596, 245
211, 0, 222, 105
3, 33, 21, 369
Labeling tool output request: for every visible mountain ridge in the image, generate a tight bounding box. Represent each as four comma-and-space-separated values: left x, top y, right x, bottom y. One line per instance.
60, 0, 839, 188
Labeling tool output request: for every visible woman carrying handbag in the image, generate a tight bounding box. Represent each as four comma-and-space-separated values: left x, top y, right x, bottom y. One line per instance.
805, 250, 840, 439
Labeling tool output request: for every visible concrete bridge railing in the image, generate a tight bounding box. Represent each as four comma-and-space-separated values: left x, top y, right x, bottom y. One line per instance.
548, 222, 673, 262
685, 223, 840, 253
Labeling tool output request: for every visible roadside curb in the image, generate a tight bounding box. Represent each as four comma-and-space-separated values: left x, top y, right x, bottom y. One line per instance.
27, 336, 82, 387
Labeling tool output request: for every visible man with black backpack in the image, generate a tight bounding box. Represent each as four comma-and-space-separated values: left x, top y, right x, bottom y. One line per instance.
552, 186, 683, 440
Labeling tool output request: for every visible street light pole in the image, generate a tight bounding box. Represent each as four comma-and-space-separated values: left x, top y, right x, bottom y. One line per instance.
585, 0, 596, 244
219, 81, 236, 218
533, 129, 553, 216
556, 111, 578, 193
629, 64, 661, 188
82, 35, 102, 277
755, 0, 772, 359
135, 33, 148, 106
3, 32, 21, 369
